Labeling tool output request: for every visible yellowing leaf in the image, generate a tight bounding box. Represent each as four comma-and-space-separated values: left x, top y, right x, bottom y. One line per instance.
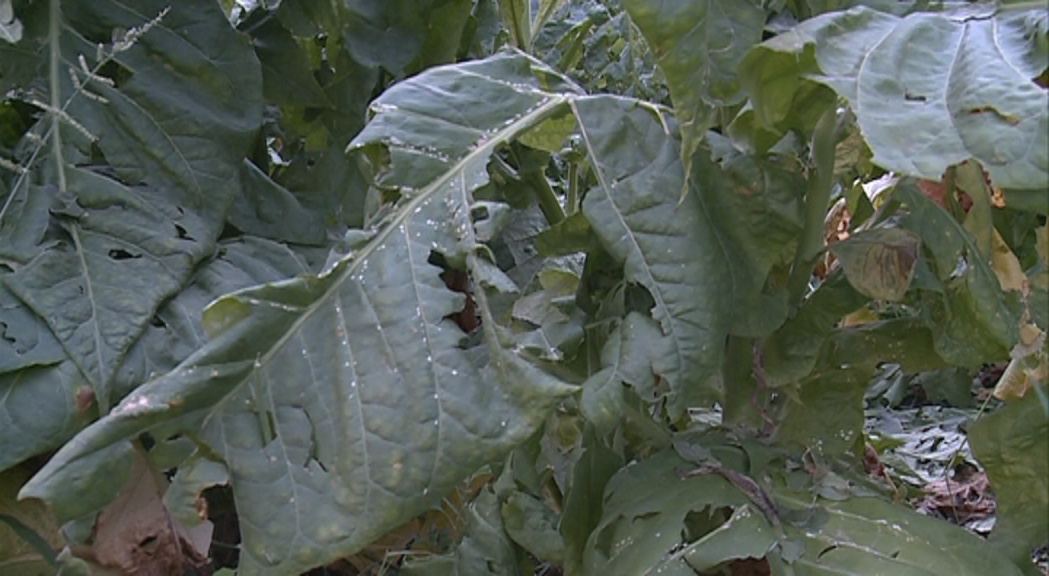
830, 228, 920, 302
990, 229, 1027, 293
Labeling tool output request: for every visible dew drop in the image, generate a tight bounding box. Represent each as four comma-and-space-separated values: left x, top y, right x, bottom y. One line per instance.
451, 369, 458, 376
500, 420, 507, 427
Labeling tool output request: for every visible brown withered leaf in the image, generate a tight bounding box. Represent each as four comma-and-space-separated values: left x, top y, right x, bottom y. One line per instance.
74, 450, 212, 576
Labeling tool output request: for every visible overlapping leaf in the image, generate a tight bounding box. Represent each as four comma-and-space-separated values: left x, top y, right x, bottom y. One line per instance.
1, 0, 262, 410
969, 387, 1049, 570
576, 98, 804, 416
584, 448, 1025, 575
897, 184, 1021, 365
21, 51, 578, 576
624, 0, 766, 191
740, 4, 1049, 190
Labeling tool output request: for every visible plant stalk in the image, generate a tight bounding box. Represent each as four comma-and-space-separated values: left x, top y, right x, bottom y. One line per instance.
528, 169, 566, 225
49, 0, 67, 193
787, 106, 838, 308
566, 161, 579, 215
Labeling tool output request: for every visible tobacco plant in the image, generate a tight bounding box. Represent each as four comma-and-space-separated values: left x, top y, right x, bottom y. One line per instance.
0, 0, 1046, 574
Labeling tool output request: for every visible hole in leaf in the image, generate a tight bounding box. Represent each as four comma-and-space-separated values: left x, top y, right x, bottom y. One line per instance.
203, 486, 240, 569
174, 223, 194, 241
0, 322, 15, 345
108, 248, 140, 260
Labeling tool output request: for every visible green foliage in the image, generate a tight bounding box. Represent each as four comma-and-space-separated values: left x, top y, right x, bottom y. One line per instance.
0, 0, 1046, 574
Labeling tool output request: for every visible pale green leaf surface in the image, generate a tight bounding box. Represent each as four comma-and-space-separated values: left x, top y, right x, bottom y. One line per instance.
742, 6, 1048, 189
112, 237, 313, 403
4, 0, 261, 409
678, 505, 777, 572
0, 284, 64, 373
21, 52, 577, 576
0, 181, 52, 265
2, 166, 218, 409
576, 97, 728, 415
698, 134, 805, 336
576, 96, 802, 414
582, 450, 747, 574
64, 0, 262, 209
0, 0, 22, 44
969, 387, 1049, 570
0, 362, 92, 474
3, 168, 219, 409
624, 0, 766, 195
782, 495, 1025, 576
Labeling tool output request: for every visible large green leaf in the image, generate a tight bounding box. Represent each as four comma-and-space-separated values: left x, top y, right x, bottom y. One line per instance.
741, 5, 1048, 190
21, 51, 577, 576
0, 238, 310, 474
2, 0, 262, 410
969, 387, 1049, 572
3, 168, 220, 410
624, 0, 766, 194
576, 100, 805, 416
576, 97, 727, 415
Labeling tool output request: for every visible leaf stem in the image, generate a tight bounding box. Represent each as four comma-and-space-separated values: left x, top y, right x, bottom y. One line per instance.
566, 161, 578, 215
787, 106, 838, 308
49, 0, 67, 193
528, 169, 566, 225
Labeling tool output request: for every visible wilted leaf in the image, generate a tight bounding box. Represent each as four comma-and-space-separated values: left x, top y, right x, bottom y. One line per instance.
831, 227, 921, 301
83, 451, 210, 575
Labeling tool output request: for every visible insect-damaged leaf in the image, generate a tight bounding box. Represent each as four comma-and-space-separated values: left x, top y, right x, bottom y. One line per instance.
2, 0, 261, 410
740, 5, 1048, 190
21, 51, 576, 576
